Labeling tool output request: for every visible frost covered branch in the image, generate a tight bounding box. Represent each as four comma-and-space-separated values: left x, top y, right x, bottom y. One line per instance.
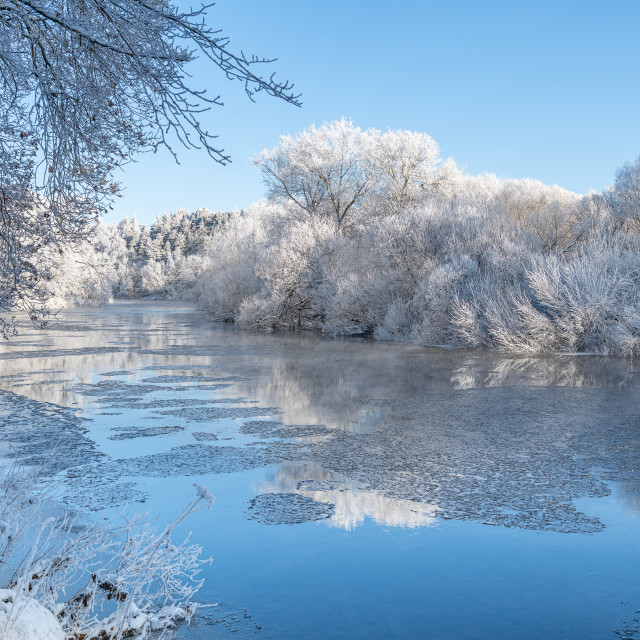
0, 0, 299, 332
0, 466, 213, 639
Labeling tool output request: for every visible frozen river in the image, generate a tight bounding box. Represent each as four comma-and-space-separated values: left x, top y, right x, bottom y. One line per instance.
1, 301, 639, 639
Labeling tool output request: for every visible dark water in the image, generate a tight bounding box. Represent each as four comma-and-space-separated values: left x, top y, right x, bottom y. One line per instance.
1, 301, 639, 639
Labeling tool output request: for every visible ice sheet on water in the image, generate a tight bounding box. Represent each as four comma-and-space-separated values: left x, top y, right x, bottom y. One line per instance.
73, 381, 171, 396
192, 432, 219, 441
63, 480, 148, 511
247, 493, 335, 525
99, 370, 135, 377
106, 442, 305, 477
108, 425, 185, 441
240, 420, 332, 439
12, 379, 74, 388
0, 390, 102, 473
128, 398, 254, 410
141, 375, 234, 384
141, 364, 220, 371
138, 344, 270, 358
302, 386, 640, 533
153, 407, 282, 421
5, 307, 640, 536
0, 346, 125, 361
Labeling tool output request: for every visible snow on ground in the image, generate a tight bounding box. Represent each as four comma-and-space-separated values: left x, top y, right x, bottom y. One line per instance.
0, 589, 64, 640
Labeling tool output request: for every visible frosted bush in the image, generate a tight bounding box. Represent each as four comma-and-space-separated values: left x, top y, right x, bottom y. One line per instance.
0, 467, 212, 640
409, 257, 479, 345
195, 180, 640, 355
452, 238, 640, 355
374, 300, 413, 341
38, 222, 127, 307
197, 201, 284, 323
235, 214, 338, 329
322, 269, 397, 336
36, 209, 230, 307
199, 261, 263, 320
139, 261, 166, 296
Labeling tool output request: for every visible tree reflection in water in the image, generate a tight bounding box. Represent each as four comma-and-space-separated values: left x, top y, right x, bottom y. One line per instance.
1, 300, 639, 532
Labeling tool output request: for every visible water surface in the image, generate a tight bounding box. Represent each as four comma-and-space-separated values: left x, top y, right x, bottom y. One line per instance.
1, 301, 639, 639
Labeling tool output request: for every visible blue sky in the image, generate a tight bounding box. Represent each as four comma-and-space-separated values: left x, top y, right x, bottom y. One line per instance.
106, 0, 640, 226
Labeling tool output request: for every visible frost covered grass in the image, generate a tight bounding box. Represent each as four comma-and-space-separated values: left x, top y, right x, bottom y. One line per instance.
0, 466, 212, 639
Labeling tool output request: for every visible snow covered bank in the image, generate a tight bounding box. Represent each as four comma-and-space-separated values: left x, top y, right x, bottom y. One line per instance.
0, 590, 63, 640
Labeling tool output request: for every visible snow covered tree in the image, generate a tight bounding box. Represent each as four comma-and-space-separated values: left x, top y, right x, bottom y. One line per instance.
370, 129, 455, 214
491, 179, 582, 252
606, 155, 640, 230
0, 0, 299, 335
253, 120, 457, 228
253, 119, 379, 229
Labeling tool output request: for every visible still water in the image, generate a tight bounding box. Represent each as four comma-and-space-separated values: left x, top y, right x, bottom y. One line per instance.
1, 301, 639, 639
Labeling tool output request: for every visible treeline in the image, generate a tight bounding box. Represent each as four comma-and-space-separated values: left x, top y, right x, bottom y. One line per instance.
49, 119, 640, 355
42, 208, 230, 305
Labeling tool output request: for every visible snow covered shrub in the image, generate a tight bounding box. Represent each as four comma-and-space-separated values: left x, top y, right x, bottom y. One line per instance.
237, 215, 339, 329
452, 236, 640, 355
0, 467, 212, 640
198, 188, 640, 355
198, 195, 529, 344
321, 259, 401, 336
200, 262, 264, 322
36, 209, 230, 307
445, 175, 585, 253
366, 203, 527, 345
138, 260, 166, 296
160, 253, 212, 298
407, 257, 479, 345
196, 201, 276, 321
39, 222, 127, 307
197, 129, 640, 355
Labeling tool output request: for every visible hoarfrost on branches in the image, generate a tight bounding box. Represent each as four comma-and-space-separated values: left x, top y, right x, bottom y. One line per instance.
26, 117, 640, 357
0, 0, 299, 334
193, 483, 215, 507
0, 467, 213, 639
252, 119, 456, 229
195, 121, 640, 356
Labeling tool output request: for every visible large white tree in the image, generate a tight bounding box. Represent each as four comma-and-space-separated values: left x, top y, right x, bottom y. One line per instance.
253, 119, 453, 229
253, 119, 378, 229
0, 0, 299, 335
371, 128, 447, 214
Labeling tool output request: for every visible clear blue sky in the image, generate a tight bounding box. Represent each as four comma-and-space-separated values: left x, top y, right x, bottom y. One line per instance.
105, 0, 640, 226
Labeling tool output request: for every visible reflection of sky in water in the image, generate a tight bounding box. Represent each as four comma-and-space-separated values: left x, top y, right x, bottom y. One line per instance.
1, 301, 640, 639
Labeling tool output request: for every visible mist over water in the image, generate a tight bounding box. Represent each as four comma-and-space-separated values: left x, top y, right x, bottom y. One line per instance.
1, 301, 639, 639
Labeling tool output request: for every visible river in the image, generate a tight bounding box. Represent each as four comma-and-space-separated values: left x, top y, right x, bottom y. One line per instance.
1, 301, 639, 639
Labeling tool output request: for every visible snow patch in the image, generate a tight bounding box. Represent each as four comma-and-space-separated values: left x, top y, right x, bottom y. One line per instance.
0, 589, 64, 640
